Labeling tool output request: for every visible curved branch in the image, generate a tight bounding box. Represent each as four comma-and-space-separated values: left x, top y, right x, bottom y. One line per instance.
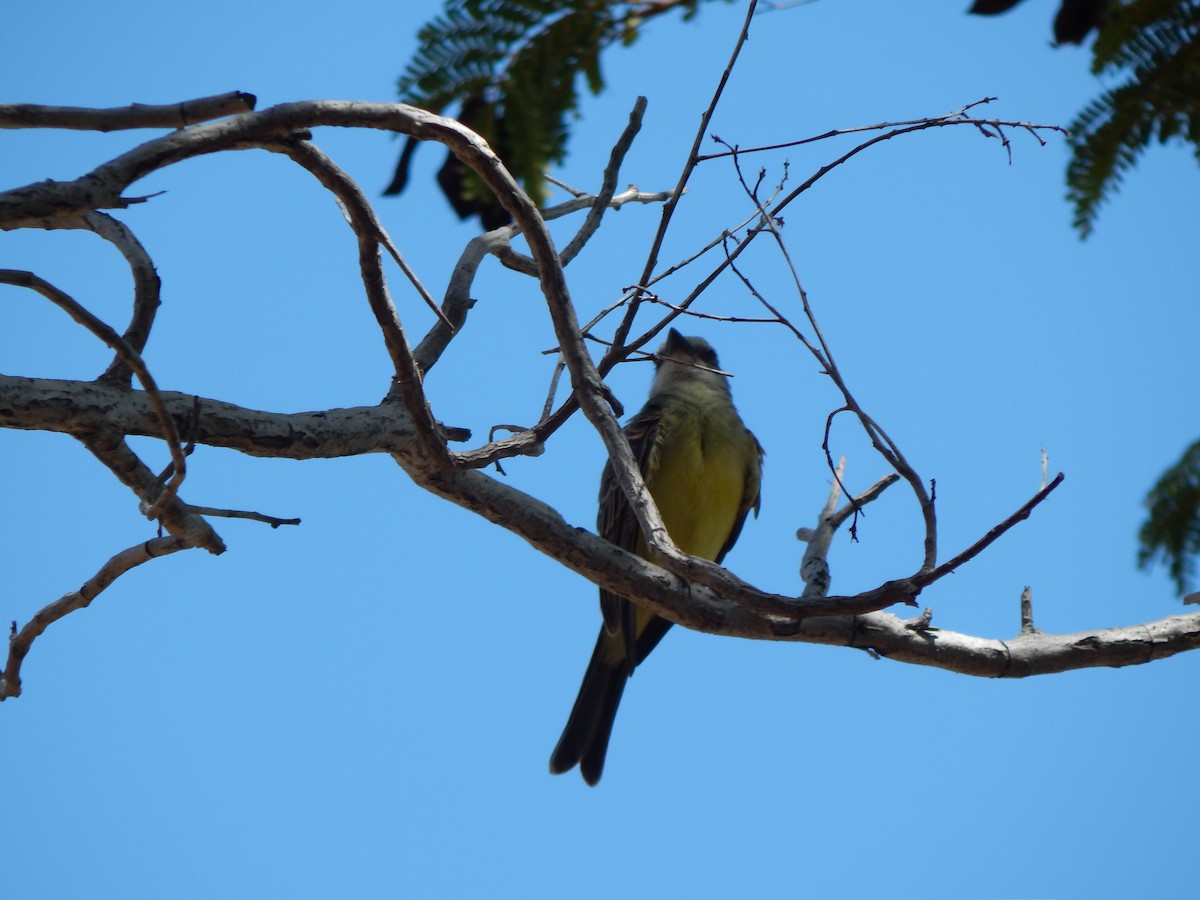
401, 458, 1200, 677
719, 140, 939, 571
1, 535, 192, 700
0, 270, 186, 516
264, 138, 450, 466
34, 212, 162, 385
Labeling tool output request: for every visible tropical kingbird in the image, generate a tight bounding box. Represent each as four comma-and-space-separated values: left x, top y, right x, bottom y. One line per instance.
549, 328, 763, 785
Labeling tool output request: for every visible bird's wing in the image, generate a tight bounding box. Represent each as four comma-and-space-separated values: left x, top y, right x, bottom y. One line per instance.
597, 400, 664, 662
714, 429, 765, 566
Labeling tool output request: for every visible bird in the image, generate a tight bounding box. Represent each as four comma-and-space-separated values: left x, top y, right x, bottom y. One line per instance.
549, 328, 763, 785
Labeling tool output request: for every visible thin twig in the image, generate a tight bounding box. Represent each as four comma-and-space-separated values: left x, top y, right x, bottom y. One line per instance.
641, 293, 782, 326
618, 201, 767, 304
720, 140, 939, 567
185, 506, 301, 527
695, 98, 1064, 162
415, 186, 672, 374
595, 100, 1066, 416
421, 100, 655, 463
918, 473, 1066, 587
607, 0, 760, 362
543, 174, 587, 197
559, 96, 647, 263
269, 138, 448, 327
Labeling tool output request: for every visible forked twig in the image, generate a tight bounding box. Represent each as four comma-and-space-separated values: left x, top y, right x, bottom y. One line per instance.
797, 457, 900, 600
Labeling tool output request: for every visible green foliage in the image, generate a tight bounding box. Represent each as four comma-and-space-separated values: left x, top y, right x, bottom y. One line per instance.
1067, 0, 1200, 236
1138, 439, 1200, 595
396, 1, 1197, 236
968, 0, 1108, 46
395, 0, 715, 216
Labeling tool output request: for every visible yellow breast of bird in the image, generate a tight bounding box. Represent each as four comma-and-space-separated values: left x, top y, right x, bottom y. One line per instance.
641, 390, 751, 562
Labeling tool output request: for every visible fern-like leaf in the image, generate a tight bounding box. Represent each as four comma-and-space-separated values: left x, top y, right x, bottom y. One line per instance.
1139, 439, 1200, 596
1068, 0, 1200, 236
389, 0, 728, 225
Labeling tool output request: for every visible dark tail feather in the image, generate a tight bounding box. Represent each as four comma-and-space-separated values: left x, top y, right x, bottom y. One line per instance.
549, 633, 627, 786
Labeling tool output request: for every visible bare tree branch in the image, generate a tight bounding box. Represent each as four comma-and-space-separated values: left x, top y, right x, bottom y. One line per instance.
395, 459, 1200, 676
79, 432, 224, 554
1020, 586, 1040, 635
3, 91, 1195, 705
789, 609, 1200, 679
798, 458, 900, 600
185, 506, 301, 527
415, 187, 673, 376
264, 137, 451, 466
695, 97, 1066, 162
558, 96, 648, 264
923, 473, 1065, 583
1, 535, 192, 700
0, 92, 256, 131
610, 0, 761, 361
0, 375, 417, 458
267, 138, 448, 330
0, 269, 186, 516
31, 211, 161, 385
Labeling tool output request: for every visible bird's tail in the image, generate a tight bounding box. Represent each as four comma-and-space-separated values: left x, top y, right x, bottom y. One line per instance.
548, 631, 627, 786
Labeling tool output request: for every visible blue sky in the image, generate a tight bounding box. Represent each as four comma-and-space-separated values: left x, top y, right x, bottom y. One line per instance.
3, 1, 1199, 897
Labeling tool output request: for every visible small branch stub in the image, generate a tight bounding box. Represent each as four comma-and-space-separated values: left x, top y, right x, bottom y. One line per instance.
904, 608, 935, 633
1020, 585, 1040, 635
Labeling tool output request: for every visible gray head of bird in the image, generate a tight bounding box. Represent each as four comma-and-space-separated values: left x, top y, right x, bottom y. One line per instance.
649, 328, 733, 397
